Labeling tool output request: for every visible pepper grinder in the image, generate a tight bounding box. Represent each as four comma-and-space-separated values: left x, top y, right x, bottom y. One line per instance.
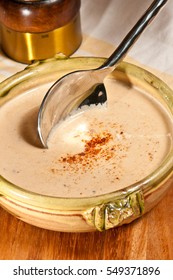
0, 0, 82, 64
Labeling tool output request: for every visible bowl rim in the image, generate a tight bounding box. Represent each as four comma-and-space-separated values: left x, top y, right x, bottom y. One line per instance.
0, 57, 173, 211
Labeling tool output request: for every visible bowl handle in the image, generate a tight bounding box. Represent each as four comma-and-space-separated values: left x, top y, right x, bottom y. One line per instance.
83, 190, 144, 231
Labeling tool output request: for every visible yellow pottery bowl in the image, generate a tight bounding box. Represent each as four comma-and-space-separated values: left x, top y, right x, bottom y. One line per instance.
0, 56, 173, 232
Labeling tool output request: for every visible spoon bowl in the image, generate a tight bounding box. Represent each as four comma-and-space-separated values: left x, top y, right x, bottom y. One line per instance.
38, 67, 111, 147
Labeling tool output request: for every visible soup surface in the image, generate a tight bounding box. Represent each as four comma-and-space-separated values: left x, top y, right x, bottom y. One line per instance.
0, 76, 172, 197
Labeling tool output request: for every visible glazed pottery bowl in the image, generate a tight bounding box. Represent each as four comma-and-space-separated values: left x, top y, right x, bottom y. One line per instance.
0, 56, 173, 232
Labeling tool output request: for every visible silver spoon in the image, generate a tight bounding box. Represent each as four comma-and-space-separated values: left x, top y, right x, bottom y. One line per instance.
38, 0, 168, 148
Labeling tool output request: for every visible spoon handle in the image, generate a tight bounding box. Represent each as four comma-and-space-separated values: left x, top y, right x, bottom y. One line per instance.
100, 0, 168, 69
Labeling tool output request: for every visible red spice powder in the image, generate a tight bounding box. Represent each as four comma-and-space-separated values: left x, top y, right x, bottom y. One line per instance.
60, 132, 113, 166
50, 121, 129, 175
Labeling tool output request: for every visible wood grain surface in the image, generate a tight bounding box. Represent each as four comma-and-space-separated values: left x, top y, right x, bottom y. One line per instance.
0, 185, 172, 260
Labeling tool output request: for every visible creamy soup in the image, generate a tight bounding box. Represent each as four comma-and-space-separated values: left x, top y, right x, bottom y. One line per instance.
0, 76, 172, 197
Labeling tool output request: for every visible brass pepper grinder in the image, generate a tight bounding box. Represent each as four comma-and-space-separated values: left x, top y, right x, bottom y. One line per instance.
0, 0, 82, 64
